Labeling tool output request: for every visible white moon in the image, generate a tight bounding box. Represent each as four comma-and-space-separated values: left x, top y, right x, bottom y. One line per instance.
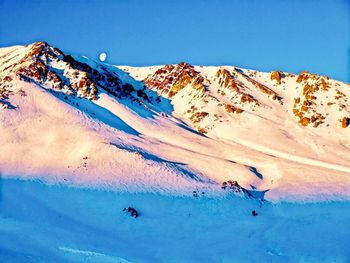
99, 52, 107, 62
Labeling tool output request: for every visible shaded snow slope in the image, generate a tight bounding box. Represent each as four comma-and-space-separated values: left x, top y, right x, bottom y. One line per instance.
0, 179, 349, 263
0, 42, 350, 201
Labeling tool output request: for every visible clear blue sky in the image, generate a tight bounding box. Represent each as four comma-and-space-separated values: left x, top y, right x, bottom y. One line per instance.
0, 0, 349, 81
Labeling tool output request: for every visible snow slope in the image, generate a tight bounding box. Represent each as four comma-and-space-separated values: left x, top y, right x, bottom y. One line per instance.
0, 179, 349, 263
0, 42, 350, 201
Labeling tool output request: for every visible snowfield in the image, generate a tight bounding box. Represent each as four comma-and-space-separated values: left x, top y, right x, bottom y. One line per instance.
0, 42, 349, 262
1, 76, 349, 201
1, 179, 349, 263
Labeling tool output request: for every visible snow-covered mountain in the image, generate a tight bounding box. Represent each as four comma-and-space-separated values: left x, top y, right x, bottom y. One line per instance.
1, 41, 350, 201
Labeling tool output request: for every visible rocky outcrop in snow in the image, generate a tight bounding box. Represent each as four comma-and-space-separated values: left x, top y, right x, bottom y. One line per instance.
0, 42, 151, 104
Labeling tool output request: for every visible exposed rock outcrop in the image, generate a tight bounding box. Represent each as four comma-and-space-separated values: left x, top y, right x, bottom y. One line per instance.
270, 70, 282, 84
144, 62, 205, 97
1, 41, 151, 103
341, 117, 349, 128
215, 68, 259, 105
224, 104, 243, 114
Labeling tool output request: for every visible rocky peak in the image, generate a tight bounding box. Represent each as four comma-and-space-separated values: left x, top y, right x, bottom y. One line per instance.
28, 41, 64, 60
0, 42, 151, 103
144, 62, 206, 97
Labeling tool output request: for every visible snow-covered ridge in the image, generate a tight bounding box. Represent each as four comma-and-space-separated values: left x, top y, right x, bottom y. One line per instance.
0, 42, 350, 202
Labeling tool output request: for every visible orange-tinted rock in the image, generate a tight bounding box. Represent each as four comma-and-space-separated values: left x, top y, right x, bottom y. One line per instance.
300, 117, 310, 126
311, 116, 317, 123
224, 104, 243, 114
240, 94, 256, 104
190, 111, 209, 123
197, 127, 207, 134
270, 71, 282, 84
297, 71, 322, 83
297, 71, 312, 83
3, 76, 12, 82
318, 78, 329, 91
192, 76, 206, 94
301, 105, 309, 112
233, 68, 282, 102
168, 71, 192, 97
145, 62, 201, 96
215, 69, 239, 92
341, 117, 349, 128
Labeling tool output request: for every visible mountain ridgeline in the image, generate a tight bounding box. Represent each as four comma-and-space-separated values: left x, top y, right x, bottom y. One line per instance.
1, 41, 349, 131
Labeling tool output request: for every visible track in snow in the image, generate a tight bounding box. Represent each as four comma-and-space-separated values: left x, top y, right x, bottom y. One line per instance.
227, 137, 350, 174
